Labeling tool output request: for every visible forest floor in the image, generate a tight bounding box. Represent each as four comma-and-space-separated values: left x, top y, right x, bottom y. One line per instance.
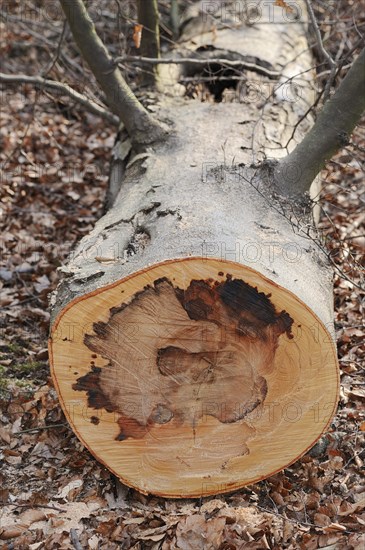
0, 1, 364, 549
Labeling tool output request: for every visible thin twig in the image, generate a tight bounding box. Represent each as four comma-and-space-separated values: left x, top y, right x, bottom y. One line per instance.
179, 75, 246, 83
10, 503, 66, 513
115, 55, 280, 78
1, 88, 41, 171
343, 447, 365, 469
1, 10, 83, 76
239, 168, 364, 291
0, 72, 119, 125
42, 20, 67, 77
304, 0, 335, 69
284, 86, 325, 150
341, 234, 365, 241
255, 503, 354, 534
304, 0, 337, 101
15, 423, 68, 434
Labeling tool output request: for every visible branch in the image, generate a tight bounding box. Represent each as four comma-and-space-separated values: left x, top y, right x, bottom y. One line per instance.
41, 20, 67, 77
2, 11, 85, 79
170, 0, 180, 40
115, 55, 280, 78
58, 0, 167, 146
274, 47, 365, 196
304, 0, 336, 102
0, 72, 119, 125
304, 0, 335, 70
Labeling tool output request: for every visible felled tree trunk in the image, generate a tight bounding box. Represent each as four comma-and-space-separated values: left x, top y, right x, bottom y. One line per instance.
49, 1, 339, 498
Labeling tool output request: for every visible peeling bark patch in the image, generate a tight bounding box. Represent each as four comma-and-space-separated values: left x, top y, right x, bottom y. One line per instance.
73, 271, 105, 285
74, 276, 293, 441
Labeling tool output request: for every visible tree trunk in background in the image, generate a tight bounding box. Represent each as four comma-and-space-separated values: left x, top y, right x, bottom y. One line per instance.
49, 0, 339, 498
137, 0, 160, 86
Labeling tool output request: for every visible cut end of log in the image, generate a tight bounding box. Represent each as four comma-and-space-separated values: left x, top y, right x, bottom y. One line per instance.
49, 258, 339, 498
77, 276, 292, 436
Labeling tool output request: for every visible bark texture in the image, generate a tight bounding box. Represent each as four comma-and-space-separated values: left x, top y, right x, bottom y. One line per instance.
51, 100, 332, 328
49, 105, 338, 496
52, 0, 321, 319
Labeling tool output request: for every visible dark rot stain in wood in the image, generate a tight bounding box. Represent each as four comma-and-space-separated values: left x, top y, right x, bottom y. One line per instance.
185, 296, 212, 320
218, 278, 276, 322
182, 278, 293, 339
117, 415, 148, 440
74, 275, 294, 441
92, 322, 108, 338
90, 416, 100, 425
73, 365, 116, 413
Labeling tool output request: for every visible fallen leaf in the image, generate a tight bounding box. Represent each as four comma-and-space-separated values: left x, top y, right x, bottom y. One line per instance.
133, 24, 143, 49
274, 0, 294, 13
55, 479, 83, 500
176, 515, 226, 550
322, 523, 347, 533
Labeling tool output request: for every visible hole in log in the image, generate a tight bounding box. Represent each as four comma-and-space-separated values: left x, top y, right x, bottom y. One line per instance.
74, 275, 293, 441
183, 47, 242, 103
182, 47, 277, 103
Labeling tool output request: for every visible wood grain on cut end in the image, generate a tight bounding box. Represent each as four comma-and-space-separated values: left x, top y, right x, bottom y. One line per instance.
49, 258, 339, 498
73, 276, 291, 441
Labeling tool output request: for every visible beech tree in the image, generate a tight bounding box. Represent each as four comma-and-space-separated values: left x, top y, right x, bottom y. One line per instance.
4, 0, 363, 498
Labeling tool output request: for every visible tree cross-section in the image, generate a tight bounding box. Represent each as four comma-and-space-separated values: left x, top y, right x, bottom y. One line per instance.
50, 257, 338, 497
